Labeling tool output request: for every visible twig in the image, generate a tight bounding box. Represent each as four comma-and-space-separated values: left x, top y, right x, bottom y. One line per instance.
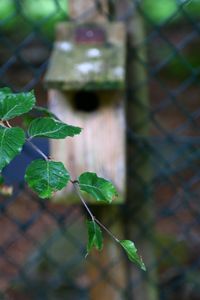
72, 181, 120, 243
27, 140, 48, 161
5, 120, 11, 128
73, 182, 94, 221
94, 217, 120, 243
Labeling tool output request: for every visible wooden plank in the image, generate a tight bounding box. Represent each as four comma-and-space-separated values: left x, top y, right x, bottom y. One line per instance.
48, 89, 125, 202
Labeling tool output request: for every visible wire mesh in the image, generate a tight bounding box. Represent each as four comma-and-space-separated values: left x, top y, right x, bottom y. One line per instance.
0, 0, 200, 299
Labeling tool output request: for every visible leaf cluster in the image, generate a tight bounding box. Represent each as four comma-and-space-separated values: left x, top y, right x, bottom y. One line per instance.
0, 87, 146, 271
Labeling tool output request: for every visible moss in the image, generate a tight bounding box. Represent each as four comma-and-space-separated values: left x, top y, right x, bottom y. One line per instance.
45, 44, 125, 90
45, 22, 125, 90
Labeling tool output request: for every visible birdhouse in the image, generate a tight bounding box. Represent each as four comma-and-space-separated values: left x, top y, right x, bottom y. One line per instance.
44, 21, 126, 203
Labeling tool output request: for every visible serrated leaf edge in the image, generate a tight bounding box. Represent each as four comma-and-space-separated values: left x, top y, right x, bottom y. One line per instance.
120, 240, 146, 271
28, 118, 82, 139
1, 90, 35, 121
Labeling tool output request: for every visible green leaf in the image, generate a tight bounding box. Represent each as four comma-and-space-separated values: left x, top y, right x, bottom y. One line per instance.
120, 240, 146, 271
0, 174, 4, 185
78, 172, 118, 203
86, 220, 103, 253
0, 87, 11, 97
25, 159, 70, 199
28, 117, 82, 139
0, 126, 25, 171
0, 88, 36, 120
22, 114, 35, 129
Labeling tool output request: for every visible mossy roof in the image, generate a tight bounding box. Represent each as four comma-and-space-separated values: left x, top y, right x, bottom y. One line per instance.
44, 22, 126, 91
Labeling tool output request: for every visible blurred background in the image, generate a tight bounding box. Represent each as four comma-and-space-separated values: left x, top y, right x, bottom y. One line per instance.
1, 0, 200, 299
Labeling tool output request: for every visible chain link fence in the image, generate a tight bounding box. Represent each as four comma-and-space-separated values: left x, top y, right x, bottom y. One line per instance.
1, 0, 200, 299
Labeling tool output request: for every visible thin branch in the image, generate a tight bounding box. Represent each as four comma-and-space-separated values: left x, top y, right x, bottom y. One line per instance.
26, 136, 32, 142
27, 140, 48, 161
73, 182, 94, 221
94, 217, 120, 243
72, 182, 120, 243
5, 120, 11, 128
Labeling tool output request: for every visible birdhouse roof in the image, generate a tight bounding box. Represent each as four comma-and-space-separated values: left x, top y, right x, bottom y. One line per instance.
44, 22, 126, 90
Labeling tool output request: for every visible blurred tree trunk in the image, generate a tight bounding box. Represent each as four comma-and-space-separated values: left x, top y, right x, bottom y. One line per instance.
125, 3, 159, 300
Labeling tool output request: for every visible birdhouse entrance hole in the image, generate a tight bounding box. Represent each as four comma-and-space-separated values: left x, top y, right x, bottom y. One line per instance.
73, 91, 100, 112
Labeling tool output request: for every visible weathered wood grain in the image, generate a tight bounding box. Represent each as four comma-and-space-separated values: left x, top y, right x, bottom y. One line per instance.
49, 89, 125, 203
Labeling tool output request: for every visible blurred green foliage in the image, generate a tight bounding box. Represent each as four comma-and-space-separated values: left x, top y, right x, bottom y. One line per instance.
0, 0, 68, 37
143, 0, 178, 23
142, 0, 200, 24
1, 0, 200, 35
1, 1, 200, 77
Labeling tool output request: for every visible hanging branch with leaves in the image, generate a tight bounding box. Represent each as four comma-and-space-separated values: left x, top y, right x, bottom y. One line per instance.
0, 87, 146, 271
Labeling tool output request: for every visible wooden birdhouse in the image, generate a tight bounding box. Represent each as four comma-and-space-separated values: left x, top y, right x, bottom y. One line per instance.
44, 21, 126, 203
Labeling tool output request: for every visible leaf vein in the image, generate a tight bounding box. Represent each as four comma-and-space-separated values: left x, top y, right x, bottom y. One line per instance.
2, 104, 19, 120
31, 126, 65, 137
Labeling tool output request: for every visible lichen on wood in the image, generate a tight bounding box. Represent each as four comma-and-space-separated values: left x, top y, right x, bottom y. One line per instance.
45, 22, 126, 91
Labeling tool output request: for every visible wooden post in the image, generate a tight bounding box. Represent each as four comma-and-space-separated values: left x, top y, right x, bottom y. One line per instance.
125, 5, 159, 300
68, 0, 107, 23
67, 1, 127, 299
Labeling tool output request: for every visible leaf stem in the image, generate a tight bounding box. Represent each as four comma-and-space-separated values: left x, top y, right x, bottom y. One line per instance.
72, 182, 120, 243
73, 182, 94, 221
94, 217, 120, 243
27, 140, 48, 161
5, 120, 11, 128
